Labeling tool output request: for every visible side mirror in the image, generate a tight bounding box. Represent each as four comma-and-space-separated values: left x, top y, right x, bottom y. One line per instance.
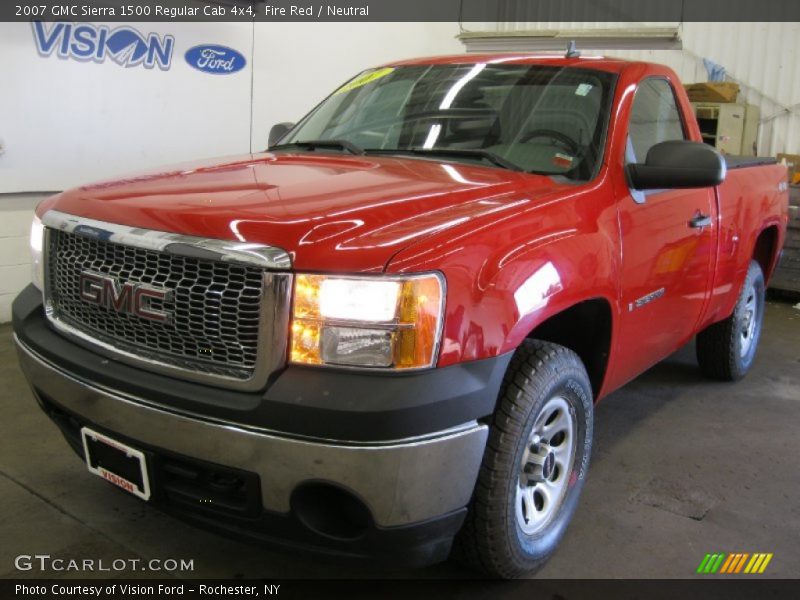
626, 140, 726, 190
268, 122, 295, 148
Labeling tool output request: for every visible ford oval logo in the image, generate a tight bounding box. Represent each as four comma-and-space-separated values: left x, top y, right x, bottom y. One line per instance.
185, 45, 246, 75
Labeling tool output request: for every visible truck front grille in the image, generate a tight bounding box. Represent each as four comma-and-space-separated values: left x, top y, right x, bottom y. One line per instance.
48, 229, 263, 379
41, 211, 293, 391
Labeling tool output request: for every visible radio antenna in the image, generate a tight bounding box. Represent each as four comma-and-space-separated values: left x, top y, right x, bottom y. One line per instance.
566, 40, 581, 58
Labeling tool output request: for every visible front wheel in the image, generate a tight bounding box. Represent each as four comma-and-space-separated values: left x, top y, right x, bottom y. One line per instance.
454, 340, 593, 578
696, 260, 765, 381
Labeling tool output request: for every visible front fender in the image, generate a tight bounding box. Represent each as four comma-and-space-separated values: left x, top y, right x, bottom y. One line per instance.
386, 183, 621, 367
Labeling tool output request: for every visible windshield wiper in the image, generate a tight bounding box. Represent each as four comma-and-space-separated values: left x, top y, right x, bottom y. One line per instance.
365, 147, 524, 172
270, 142, 527, 172
270, 139, 365, 155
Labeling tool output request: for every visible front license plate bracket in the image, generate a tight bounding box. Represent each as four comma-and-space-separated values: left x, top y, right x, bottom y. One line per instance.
80, 427, 151, 501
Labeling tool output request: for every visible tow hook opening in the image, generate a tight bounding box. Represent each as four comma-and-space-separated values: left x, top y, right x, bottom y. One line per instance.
291, 482, 372, 541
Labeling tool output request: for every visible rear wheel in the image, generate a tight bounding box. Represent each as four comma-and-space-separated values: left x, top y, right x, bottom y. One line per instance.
455, 340, 593, 578
696, 260, 765, 381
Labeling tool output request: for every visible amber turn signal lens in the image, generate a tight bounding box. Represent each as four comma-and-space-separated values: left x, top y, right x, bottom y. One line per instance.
394, 276, 443, 369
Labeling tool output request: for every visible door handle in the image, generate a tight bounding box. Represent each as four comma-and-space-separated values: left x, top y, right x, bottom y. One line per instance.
689, 213, 712, 229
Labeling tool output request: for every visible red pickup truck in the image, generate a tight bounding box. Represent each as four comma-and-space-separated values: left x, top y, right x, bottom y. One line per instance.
14, 54, 788, 577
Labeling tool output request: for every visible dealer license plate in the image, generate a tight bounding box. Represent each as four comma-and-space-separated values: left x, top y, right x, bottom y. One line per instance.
80, 427, 151, 501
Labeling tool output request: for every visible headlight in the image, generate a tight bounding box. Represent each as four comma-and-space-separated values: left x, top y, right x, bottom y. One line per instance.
30, 214, 45, 292
290, 273, 444, 369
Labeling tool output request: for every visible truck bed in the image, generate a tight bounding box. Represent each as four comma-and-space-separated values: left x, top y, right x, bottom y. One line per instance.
724, 155, 778, 170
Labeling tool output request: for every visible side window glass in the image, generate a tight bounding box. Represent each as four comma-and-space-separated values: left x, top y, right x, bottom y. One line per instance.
628, 78, 685, 163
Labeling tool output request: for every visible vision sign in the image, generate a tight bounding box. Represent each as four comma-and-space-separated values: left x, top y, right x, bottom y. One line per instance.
32, 21, 174, 70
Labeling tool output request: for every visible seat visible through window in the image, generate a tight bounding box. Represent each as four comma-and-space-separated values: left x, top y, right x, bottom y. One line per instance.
628, 78, 685, 163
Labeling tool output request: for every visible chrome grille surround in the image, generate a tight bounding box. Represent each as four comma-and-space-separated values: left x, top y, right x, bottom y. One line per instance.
41, 210, 292, 392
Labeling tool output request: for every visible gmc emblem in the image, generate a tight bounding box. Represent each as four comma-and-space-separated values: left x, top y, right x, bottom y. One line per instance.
79, 271, 173, 323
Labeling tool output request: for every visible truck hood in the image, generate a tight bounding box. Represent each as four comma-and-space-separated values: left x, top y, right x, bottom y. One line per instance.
44, 152, 567, 272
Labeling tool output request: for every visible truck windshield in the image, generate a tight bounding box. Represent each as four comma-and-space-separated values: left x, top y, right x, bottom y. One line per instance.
278, 63, 617, 180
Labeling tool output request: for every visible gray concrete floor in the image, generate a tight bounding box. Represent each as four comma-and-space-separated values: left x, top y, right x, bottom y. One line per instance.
1, 299, 798, 579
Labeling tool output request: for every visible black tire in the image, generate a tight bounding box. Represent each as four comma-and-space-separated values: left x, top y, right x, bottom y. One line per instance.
454, 339, 593, 578
696, 260, 765, 381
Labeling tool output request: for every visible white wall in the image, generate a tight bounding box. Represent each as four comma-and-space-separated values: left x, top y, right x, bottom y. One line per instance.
0, 22, 254, 193
0, 21, 462, 322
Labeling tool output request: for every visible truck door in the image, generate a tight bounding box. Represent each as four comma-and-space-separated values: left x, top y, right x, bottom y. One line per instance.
615, 77, 716, 382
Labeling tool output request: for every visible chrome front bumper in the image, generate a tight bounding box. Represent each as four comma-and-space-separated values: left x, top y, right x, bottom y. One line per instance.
15, 337, 488, 528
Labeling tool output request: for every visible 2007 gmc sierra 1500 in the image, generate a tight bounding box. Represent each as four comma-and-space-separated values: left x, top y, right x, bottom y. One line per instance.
13, 53, 789, 577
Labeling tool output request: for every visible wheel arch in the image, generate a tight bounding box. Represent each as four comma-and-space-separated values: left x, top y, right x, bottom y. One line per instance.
752, 224, 780, 282
525, 297, 613, 398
